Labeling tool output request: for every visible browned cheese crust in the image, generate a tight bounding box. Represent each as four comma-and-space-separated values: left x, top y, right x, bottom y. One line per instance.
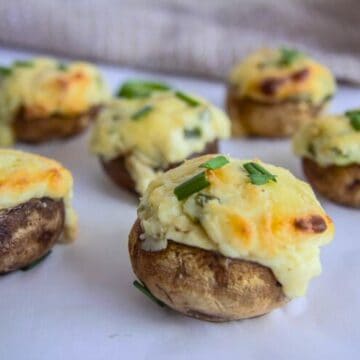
101, 140, 219, 196
303, 158, 360, 208
0, 198, 65, 274
129, 219, 287, 322
225, 86, 326, 138
13, 105, 101, 143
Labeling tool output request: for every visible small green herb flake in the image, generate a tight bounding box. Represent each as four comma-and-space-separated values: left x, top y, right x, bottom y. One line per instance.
184, 127, 202, 138
243, 162, 277, 185
133, 280, 165, 307
199, 155, 230, 170
174, 171, 210, 201
345, 110, 360, 131
0, 66, 12, 76
57, 62, 68, 71
21, 251, 52, 271
175, 91, 201, 107
13, 60, 33, 67
278, 47, 302, 66
117, 80, 170, 98
131, 105, 153, 120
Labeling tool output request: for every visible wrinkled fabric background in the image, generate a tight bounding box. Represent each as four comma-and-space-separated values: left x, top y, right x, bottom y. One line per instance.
0, 0, 359, 83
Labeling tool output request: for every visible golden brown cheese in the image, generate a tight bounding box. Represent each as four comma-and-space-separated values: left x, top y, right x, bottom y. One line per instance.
91, 92, 230, 194
293, 114, 360, 166
138, 155, 334, 298
0, 149, 77, 241
229, 48, 336, 105
0, 58, 110, 145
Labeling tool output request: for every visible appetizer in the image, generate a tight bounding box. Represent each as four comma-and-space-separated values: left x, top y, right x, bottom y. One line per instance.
0, 149, 77, 274
129, 154, 334, 321
226, 48, 336, 137
0, 58, 110, 145
293, 110, 360, 207
90, 81, 230, 195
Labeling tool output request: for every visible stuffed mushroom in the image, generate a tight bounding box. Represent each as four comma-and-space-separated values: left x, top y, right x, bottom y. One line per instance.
0, 58, 110, 145
226, 48, 336, 137
129, 154, 334, 321
90, 81, 230, 195
293, 110, 360, 207
0, 149, 77, 274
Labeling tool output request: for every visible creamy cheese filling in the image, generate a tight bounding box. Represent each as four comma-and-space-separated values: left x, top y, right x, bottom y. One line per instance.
138, 155, 334, 298
229, 48, 336, 105
90, 93, 230, 194
293, 114, 360, 166
0, 57, 110, 146
0, 149, 77, 241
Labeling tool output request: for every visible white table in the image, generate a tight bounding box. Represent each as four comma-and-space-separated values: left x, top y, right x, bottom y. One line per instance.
0, 47, 359, 360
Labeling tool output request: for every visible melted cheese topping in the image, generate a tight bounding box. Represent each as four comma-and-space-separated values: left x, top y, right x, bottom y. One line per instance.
293, 114, 360, 166
138, 155, 334, 298
229, 48, 336, 104
0, 58, 110, 145
0, 149, 77, 241
90, 93, 230, 194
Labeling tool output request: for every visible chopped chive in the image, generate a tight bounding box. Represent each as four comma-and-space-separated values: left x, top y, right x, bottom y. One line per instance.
184, 127, 202, 138
133, 280, 165, 307
345, 110, 360, 131
0, 66, 12, 76
243, 162, 277, 185
277, 47, 302, 67
199, 155, 229, 170
195, 193, 220, 207
57, 62, 68, 71
131, 105, 153, 120
117, 80, 170, 98
21, 251, 52, 271
175, 91, 201, 107
174, 171, 210, 201
13, 60, 33, 67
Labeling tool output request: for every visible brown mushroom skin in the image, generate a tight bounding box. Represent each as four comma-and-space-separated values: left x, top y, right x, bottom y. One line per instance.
225, 87, 327, 138
0, 198, 65, 274
13, 105, 101, 143
129, 219, 287, 322
303, 158, 360, 208
100, 140, 219, 196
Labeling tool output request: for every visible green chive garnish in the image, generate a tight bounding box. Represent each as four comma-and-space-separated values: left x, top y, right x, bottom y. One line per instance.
243, 162, 277, 185
21, 251, 52, 271
184, 127, 202, 138
199, 155, 230, 170
131, 105, 153, 120
174, 171, 210, 201
117, 80, 170, 98
175, 91, 201, 107
0, 66, 12, 76
133, 280, 165, 307
345, 110, 360, 131
278, 47, 302, 66
14, 60, 33, 67
58, 62, 68, 71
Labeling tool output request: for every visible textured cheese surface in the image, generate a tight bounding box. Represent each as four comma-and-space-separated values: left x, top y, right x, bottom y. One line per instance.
0, 149, 77, 241
0, 57, 110, 145
293, 114, 360, 166
229, 48, 335, 104
91, 92, 230, 194
138, 155, 334, 298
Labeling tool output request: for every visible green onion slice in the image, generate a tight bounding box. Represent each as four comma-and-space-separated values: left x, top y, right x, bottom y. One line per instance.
57, 62, 68, 71
345, 110, 360, 131
131, 105, 153, 120
117, 80, 170, 98
243, 162, 277, 185
174, 171, 210, 201
184, 127, 202, 138
0, 66, 12, 76
278, 47, 302, 66
21, 251, 52, 271
133, 280, 165, 307
13, 60, 33, 67
199, 155, 229, 170
175, 91, 201, 107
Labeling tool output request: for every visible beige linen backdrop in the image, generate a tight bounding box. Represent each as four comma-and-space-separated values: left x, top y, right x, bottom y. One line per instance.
0, 0, 359, 83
